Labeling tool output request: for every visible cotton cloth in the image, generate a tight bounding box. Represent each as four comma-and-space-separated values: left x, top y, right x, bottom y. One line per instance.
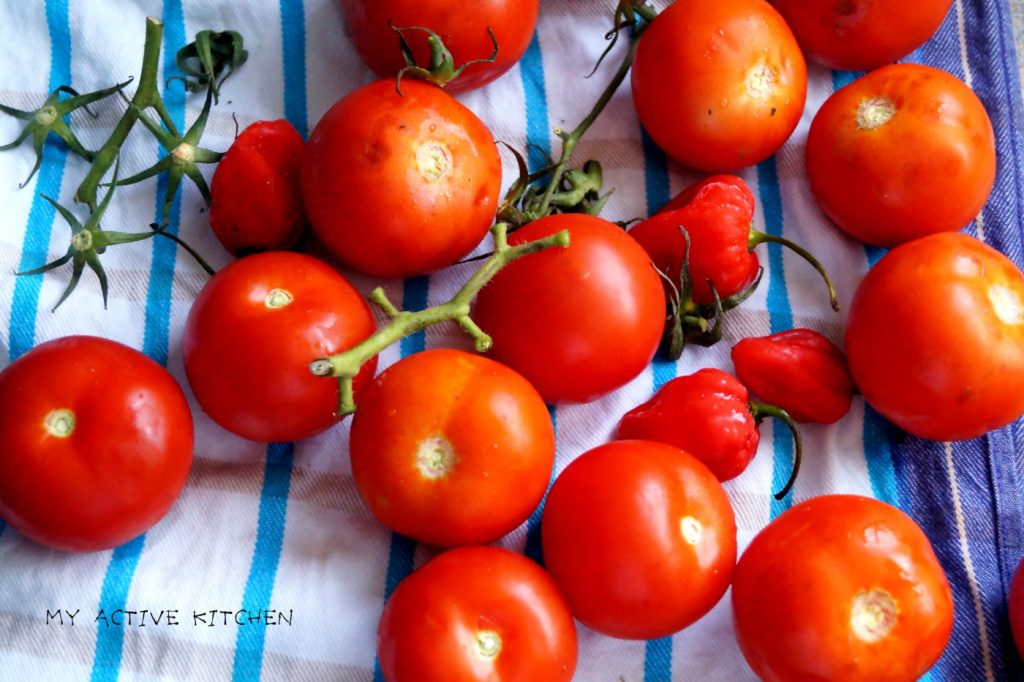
0, 1, 1023, 680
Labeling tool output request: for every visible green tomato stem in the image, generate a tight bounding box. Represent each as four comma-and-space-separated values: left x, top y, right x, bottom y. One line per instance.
748, 229, 840, 312
309, 223, 571, 416
749, 400, 803, 500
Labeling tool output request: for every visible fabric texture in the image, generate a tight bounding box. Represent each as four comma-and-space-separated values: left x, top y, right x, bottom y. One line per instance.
0, 0, 1022, 679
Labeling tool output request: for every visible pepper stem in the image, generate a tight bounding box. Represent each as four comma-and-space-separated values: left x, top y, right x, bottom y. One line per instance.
749, 400, 803, 500
309, 223, 571, 417
748, 229, 840, 312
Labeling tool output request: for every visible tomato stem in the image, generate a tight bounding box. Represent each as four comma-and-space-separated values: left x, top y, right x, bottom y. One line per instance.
749, 400, 803, 500
748, 229, 840, 312
309, 223, 571, 416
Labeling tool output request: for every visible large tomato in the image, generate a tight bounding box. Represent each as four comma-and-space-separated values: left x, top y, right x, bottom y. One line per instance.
349, 349, 554, 547
301, 80, 501, 278
806, 64, 996, 247
771, 0, 952, 71
541, 440, 737, 639
472, 214, 665, 404
378, 546, 577, 682
183, 252, 377, 443
0, 336, 193, 552
845, 232, 1024, 441
341, 0, 539, 95
732, 495, 953, 681
632, 0, 807, 172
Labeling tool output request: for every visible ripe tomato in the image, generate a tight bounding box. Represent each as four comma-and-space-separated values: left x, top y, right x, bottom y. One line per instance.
806, 64, 996, 247
771, 0, 952, 71
1010, 557, 1024, 657
209, 120, 306, 256
349, 349, 554, 547
845, 232, 1024, 441
541, 440, 737, 639
301, 80, 501, 278
732, 495, 953, 681
378, 546, 577, 682
472, 214, 665, 404
632, 0, 807, 172
341, 0, 539, 95
183, 252, 377, 443
0, 336, 193, 552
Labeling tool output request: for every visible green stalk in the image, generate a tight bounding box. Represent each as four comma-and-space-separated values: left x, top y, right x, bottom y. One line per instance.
309, 224, 570, 416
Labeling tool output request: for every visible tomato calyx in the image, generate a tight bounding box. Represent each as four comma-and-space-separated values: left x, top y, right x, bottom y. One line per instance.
391, 23, 499, 92
661, 225, 764, 359
588, 1, 658, 78
309, 222, 570, 416
499, 7, 649, 227
748, 229, 840, 311
748, 400, 803, 499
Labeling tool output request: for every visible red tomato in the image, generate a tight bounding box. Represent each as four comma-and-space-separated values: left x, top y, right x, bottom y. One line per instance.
341, 0, 539, 94
301, 80, 501, 278
806, 64, 996, 247
209, 120, 306, 255
771, 0, 952, 71
631, 0, 807, 172
349, 349, 554, 546
1009, 557, 1024, 657
845, 232, 1024, 441
378, 546, 577, 682
541, 440, 737, 639
183, 252, 377, 442
732, 495, 953, 681
0, 336, 193, 552
473, 214, 665, 404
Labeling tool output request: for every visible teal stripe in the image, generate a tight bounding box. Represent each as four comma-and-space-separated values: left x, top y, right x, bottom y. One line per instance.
230, 4, 309, 678
89, 535, 146, 682
520, 30, 551, 170
373, 277, 430, 681
8, 0, 72, 361
523, 405, 557, 564
641, 116, 675, 682
755, 159, 796, 520
231, 443, 296, 681
89, 3, 187, 679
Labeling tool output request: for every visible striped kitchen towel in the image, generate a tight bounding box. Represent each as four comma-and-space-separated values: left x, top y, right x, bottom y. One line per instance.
0, 0, 1022, 679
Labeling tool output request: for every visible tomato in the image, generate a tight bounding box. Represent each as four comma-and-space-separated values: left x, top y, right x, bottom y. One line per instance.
301, 80, 501, 278
541, 440, 736, 639
1010, 557, 1024, 657
349, 349, 554, 547
771, 0, 952, 71
341, 0, 539, 95
732, 495, 953, 681
183, 252, 377, 442
845, 232, 1024, 441
209, 120, 306, 256
472, 214, 665, 404
631, 0, 807, 172
378, 546, 577, 682
806, 64, 996, 247
0, 336, 193, 552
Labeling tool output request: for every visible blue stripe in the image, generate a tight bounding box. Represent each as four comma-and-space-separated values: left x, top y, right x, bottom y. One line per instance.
520, 30, 551, 171
89, 534, 146, 681
640, 117, 675, 682
372, 276, 430, 681
279, 0, 308, 136
523, 405, 557, 564
754, 159, 795, 521
8, 0, 72, 361
231, 442, 296, 681
90, 3, 188, 679
230, 6, 310, 679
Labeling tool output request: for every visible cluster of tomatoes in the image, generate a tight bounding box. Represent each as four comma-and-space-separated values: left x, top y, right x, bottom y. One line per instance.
1, 0, 1024, 679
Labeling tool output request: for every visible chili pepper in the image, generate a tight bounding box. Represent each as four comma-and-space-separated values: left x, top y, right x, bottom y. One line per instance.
629, 174, 839, 310
209, 119, 307, 256
731, 328, 854, 425
615, 367, 802, 499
